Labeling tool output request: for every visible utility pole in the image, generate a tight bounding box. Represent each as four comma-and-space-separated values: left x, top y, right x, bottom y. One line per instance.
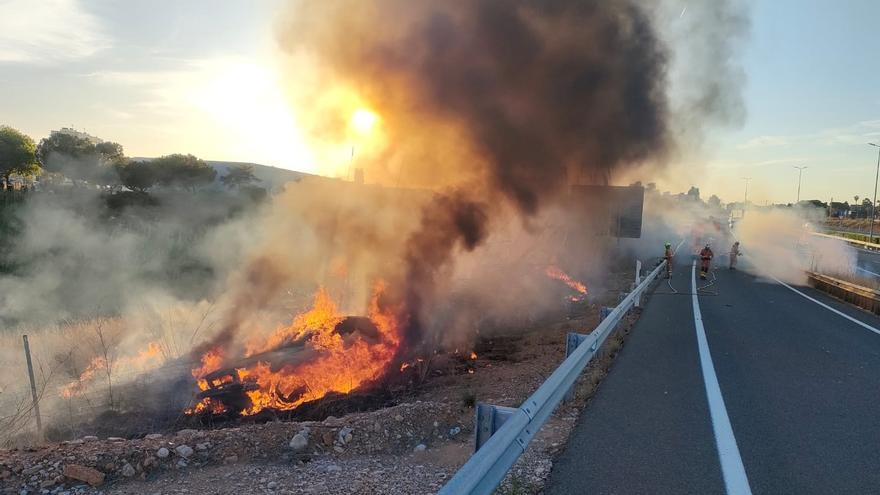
741, 177, 752, 217
793, 166, 807, 204
869, 143, 880, 243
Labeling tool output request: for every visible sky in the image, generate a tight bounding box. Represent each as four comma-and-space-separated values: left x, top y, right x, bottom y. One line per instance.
1, 0, 879, 205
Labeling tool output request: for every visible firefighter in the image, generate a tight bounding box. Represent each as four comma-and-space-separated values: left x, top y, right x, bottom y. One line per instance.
729, 241, 741, 269
664, 242, 674, 278
699, 243, 714, 280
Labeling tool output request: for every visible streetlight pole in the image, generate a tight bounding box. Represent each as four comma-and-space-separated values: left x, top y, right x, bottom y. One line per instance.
869, 143, 880, 242
742, 177, 752, 217
793, 166, 807, 204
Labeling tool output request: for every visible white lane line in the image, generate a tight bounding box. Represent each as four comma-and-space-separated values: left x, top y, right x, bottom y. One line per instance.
768, 275, 880, 337
691, 261, 752, 495
856, 266, 880, 277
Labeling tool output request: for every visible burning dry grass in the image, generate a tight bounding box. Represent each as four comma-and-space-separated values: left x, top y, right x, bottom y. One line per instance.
0, 299, 221, 447
188, 283, 403, 417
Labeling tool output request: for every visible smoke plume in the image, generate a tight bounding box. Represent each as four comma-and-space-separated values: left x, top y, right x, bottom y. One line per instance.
279, 0, 676, 345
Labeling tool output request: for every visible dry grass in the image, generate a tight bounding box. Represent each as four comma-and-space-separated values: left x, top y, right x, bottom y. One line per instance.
0, 300, 219, 447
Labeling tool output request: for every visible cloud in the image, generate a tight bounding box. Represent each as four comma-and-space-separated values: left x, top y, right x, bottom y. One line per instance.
0, 0, 109, 63
737, 135, 791, 150
738, 120, 880, 151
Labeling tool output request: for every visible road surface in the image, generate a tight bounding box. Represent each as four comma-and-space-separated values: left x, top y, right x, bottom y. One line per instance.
855, 248, 880, 277
547, 256, 880, 494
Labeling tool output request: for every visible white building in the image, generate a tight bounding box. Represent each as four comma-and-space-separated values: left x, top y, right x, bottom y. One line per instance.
53, 127, 103, 145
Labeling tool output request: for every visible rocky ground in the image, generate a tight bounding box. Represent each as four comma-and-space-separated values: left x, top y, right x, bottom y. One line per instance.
1, 269, 647, 495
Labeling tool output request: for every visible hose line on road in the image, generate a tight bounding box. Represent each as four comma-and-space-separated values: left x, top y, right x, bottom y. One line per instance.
697, 268, 719, 295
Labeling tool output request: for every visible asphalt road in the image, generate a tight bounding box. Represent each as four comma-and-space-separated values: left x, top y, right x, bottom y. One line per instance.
546, 257, 880, 495
855, 248, 880, 277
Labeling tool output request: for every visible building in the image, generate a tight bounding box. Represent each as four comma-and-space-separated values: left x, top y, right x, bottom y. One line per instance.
52, 127, 103, 145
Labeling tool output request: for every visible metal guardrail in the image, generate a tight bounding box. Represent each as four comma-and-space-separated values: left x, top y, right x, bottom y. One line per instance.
438, 259, 668, 495
812, 231, 880, 251
807, 271, 880, 314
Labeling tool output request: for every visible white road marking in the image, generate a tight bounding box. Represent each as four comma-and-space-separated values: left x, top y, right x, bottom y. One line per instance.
768, 275, 880, 337
856, 266, 880, 277
691, 261, 752, 495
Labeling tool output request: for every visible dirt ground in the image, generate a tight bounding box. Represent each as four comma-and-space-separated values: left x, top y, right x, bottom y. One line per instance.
1, 267, 647, 495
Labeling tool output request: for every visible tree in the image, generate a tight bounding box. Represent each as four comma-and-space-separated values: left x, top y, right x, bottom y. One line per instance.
37, 132, 98, 181
221, 164, 259, 189
0, 126, 40, 189
708, 194, 722, 208
36, 132, 126, 185
152, 154, 216, 191
116, 161, 157, 192
687, 186, 701, 201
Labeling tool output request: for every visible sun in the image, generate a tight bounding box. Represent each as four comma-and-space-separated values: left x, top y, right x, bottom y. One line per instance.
350, 108, 379, 135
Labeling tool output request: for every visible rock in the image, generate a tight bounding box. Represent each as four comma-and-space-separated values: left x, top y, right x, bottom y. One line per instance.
321, 432, 334, 446
267, 481, 278, 490
175, 445, 194, 458
414, 444, 427, 452
156, 448, 170, 459
39, 479, 56, 489
68, 439, 84, 445
22, 465, 42, 476
325, 464, 341, 473
176, 459, 188, 468
107, 437, 125, 442
120, 463, 136, 477
195, 442, 210, 451
337, 427, 353, 445
223, 455, 238, 465
289, 434, 308, 452
62, 464, 104, 487
394, 414, 404, 421
449, 426, 461, 437
81, 436, 98, 442
145, 433, 163, 440
333, 446, 345, 453
176, 429, 198, 436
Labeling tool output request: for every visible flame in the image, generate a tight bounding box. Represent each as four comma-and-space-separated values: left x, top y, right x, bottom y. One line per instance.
60, 341, 165, 398
189, 283, 402, 416
545, 265, 588, 297
470, 351, 477, 360
192, 346, 225, 381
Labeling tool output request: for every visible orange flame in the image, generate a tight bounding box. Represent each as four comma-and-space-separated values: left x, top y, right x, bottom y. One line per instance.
192, 346, 225, 382
60, 341, 165, 398
470, 351, 477, 360
545, 265, 588, 297
189, 283, 402, 416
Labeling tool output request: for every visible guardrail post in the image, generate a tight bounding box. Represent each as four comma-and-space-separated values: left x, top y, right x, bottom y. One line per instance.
474, 404, 518, 452
563, 333, 590, 402
635, 260, 642, 308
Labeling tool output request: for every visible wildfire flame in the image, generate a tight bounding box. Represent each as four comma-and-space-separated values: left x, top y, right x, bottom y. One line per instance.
61, 341, 164, 398
188, 283, 402, 416
545, 265, 588, 300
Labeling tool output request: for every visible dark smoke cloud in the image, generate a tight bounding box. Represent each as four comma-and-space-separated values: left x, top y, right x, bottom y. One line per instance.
278, 0, 676, 348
